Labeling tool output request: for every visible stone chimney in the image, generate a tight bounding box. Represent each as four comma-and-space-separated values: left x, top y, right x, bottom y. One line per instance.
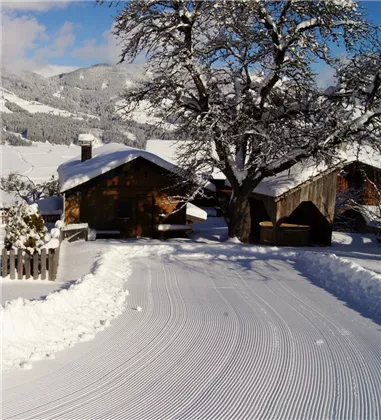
78, 134, 95, 162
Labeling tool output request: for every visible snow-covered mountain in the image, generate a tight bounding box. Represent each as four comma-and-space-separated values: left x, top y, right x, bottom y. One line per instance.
1, 64, 175, 148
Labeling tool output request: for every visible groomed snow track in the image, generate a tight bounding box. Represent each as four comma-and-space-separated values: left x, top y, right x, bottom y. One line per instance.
2, 246, 381, 419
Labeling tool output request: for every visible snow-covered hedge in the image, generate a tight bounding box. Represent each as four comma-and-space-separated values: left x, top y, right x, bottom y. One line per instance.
4, 203, 46, 250
1, 246, 130, 371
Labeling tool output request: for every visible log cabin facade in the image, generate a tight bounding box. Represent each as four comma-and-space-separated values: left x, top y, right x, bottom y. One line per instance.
58, 142, 207, 238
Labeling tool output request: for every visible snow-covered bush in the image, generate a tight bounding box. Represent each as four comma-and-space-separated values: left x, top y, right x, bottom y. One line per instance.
4, 203, 47, 250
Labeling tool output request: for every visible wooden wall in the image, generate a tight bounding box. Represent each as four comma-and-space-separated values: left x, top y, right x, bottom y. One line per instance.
276, 170, 338, 224
64, 157, 187, 237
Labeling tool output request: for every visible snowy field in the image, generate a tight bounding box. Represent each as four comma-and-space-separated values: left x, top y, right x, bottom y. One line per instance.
1, 143, 80, 184
2, 220, 381, 419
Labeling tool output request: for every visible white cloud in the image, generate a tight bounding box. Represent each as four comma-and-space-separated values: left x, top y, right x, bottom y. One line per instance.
316, 65, 337, 88
1, 12, 77, 73
71, 26, 147, 65
34, 64, 79, 77
32, 23, 76, 60
2, 1, 76, 13
1, 13, 47, 72
71, 28, 123, 65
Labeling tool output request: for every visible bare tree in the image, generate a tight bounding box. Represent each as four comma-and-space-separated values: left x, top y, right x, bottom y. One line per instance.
0, 173, 60, 204
100, 0, 381, 241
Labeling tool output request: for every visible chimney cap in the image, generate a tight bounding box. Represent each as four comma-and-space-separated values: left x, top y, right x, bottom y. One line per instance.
78, 133, 95, 145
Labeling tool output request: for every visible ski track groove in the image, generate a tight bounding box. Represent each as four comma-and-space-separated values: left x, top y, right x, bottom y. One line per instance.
268, 263, 381, 420
2, 253, 380, 419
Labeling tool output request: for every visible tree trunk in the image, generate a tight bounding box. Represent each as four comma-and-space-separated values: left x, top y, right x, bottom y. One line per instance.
228, 194, 251, 243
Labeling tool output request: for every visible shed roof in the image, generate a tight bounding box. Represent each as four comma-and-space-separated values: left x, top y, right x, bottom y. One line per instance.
253, 145, 381, 198
58, 143, 215, 193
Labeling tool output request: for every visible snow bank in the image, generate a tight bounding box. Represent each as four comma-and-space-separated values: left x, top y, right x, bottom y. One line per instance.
299, 252, 381, 320
1, 246, 130, 371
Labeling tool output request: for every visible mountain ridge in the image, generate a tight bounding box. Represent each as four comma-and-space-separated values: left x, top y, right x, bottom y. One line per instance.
1, 64, 175, 148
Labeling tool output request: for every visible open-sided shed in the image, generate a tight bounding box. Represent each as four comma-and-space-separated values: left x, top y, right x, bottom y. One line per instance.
250, 162, 339, 246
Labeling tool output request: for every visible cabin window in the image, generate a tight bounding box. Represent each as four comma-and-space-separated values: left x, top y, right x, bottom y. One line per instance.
117, 199, 132, 218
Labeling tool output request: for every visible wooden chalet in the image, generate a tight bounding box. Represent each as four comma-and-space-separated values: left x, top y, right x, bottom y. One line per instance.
58, 137, 208, 238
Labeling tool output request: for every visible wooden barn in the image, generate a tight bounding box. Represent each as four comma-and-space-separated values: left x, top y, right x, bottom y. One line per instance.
249, 162, 339, 246
58, 137, 208, 238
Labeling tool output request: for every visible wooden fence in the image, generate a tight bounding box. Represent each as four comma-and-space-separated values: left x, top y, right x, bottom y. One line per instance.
1, 247, 60, 281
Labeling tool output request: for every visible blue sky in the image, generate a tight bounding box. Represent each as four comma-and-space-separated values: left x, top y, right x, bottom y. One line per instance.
2, 1, 380, 80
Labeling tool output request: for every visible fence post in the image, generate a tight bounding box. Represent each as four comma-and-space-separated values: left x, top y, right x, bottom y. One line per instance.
9, 249, 15, 280
25, 251, 31, 279
41, 249, 47, 280
33, 251, 39, 280
17, 249, 23, 280
2, 249, 8, 278
48, 249, 55, 281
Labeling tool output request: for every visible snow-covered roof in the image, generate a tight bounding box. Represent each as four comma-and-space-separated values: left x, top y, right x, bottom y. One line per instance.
36, 196, 64, 215
253, 145, 381, 198
58, 143, 176, 192
341, 144, 381, 171
253, 159, 333, 198
58, 143, 215, 193
78, 133, 95, 143
186, 203, 207, 222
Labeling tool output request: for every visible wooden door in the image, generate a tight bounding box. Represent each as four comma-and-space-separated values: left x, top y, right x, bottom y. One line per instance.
135, 195, 154, 237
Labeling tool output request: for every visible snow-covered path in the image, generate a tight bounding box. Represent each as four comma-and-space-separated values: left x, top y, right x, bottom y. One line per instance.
2, 248, 380, 419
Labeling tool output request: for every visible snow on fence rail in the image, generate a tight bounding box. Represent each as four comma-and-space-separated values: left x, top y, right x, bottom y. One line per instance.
1, 248, 60, 281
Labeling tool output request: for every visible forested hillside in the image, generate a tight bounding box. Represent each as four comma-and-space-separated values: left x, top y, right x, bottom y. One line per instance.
1, 64, 176, 148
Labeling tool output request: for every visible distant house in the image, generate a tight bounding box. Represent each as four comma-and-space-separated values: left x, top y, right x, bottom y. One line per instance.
35, 196, 64, 226
335, 151, 381, 233
58, 138, 208, 238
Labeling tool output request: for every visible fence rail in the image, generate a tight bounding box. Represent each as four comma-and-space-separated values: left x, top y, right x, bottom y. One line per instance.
1, 248, 60, 281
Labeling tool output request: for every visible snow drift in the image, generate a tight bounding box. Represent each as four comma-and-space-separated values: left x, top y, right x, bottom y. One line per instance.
299, 252, 381, 321
1, 246, 131, 371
